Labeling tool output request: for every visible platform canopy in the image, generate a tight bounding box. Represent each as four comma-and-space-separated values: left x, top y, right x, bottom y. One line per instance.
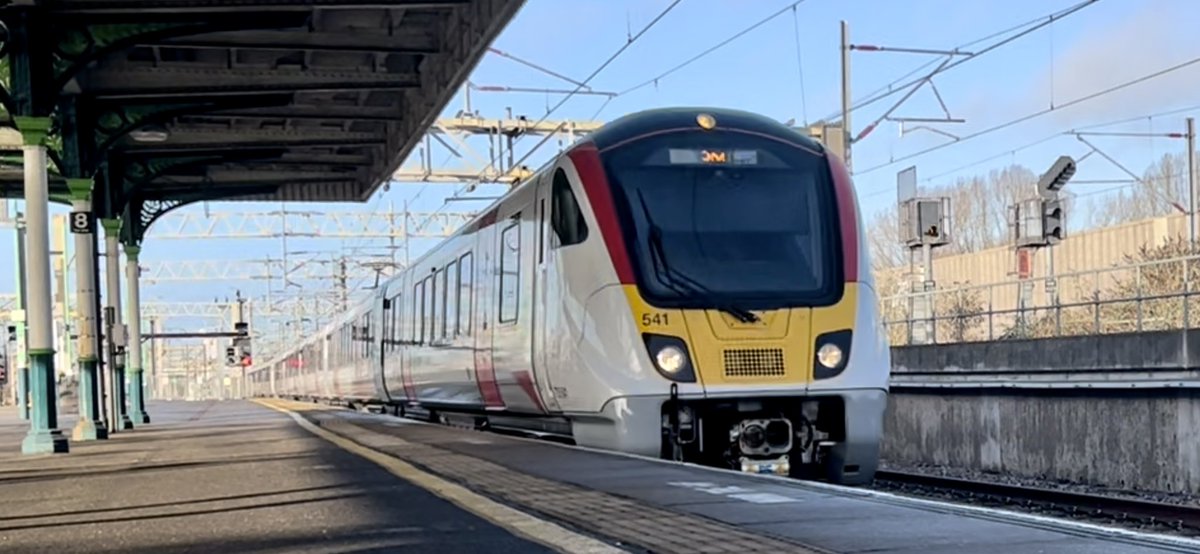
0, 0, 523, 243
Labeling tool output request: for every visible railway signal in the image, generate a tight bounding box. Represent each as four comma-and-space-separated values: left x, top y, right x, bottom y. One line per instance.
1036, 156, 1074, 245
1037, 155, 1076, 199
1042, 198, 1066, 245
1010, 155, 1077, 337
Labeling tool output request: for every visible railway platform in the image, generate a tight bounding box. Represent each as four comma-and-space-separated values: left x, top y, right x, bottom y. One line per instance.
1, 400, 1198, 554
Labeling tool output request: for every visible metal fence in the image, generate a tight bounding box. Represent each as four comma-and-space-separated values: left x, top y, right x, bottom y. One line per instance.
881, 253, 1200, 346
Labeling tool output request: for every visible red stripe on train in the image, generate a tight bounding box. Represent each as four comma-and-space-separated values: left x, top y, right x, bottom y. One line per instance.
513, 370, 547, 413
568, 144, 634, 284
400, 363, 417, 399
827, 152, 860, 281
474, 348, 505, 408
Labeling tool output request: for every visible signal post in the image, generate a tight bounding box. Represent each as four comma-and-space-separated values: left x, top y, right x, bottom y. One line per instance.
896, 166, 951, 345
1012, 156, 1075, 335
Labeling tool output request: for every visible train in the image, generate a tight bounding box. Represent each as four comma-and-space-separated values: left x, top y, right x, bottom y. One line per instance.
248, 107, 890, 485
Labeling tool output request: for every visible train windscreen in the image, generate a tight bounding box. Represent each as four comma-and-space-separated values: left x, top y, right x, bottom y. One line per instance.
601, 129, 843, 310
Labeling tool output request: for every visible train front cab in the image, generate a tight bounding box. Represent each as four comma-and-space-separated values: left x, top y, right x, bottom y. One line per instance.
567, 109, 889, 485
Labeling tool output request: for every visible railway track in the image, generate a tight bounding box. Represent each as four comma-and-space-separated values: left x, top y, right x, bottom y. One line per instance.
874, 469, 1200, 535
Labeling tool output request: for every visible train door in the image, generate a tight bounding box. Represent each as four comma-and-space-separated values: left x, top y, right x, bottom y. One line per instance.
375, 294, 392, 403
532, 174, 562, 412
473, 225, 504, 409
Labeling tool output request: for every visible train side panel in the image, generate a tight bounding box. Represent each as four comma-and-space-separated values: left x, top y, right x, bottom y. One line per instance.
404, 232, 485, 407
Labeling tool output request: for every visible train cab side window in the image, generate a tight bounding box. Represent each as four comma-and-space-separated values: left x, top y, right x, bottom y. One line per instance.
499, 220, 520, 323
551, 168, 588, 248
458, 252, 473, 336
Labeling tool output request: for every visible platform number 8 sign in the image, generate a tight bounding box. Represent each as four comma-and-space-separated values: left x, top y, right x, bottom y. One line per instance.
70, 211, 94, 234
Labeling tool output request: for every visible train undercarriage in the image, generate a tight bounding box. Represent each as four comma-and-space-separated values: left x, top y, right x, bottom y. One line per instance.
286, 388, 859, 484
660, 386, 848, 480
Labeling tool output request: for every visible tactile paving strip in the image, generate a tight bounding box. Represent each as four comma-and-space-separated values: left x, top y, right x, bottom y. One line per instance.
280, 403, 828, 554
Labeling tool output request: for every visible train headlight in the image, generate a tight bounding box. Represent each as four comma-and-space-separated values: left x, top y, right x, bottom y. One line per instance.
655, 345, 686, 374
817, 343, 843, 369
813, 330, 852, 379
643, 334, 696, 383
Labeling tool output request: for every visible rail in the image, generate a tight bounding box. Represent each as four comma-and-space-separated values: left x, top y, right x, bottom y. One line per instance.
874, 470, 1200, 535
880, 253, 1200, 345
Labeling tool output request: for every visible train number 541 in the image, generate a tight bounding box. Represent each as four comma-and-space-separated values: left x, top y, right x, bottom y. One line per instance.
641, 312, 670, 326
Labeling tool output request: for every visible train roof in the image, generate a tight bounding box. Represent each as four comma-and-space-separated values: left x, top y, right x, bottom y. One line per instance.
588, 107, 828, 153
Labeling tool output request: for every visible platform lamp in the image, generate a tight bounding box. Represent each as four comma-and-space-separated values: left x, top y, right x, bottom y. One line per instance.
128, 124, 170, 143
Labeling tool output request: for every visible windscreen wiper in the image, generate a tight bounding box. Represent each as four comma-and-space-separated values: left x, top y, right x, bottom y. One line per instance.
635, 190, 759, 324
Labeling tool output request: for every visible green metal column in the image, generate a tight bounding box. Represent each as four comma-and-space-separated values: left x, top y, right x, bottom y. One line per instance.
16, 116, 68, 454
102, 219, 132, 431
68, 179, 107, 441
124, 245, 149, 425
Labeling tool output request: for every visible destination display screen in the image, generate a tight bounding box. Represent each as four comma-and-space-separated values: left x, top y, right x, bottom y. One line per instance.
667, 148, 760, 166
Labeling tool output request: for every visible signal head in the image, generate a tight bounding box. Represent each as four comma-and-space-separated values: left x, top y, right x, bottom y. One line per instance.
1038, 155, 1076, 197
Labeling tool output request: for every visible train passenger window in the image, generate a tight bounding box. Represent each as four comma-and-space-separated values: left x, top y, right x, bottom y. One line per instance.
551, 168, 588, 247
362, 314, 371, 359
440, 264, 450, 339
430, 271, 441, 343
392, 293, 401, 350
414, 280, 425, 344
537, 198, 545, 264
382, 302, 390, 353
458, 252, 473, 336
499, 220, 520, 323
424, 275, 435, 343
446, 260, 458, 337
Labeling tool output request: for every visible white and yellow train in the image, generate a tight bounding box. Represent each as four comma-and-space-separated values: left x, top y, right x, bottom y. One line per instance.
248, 107, 890, 485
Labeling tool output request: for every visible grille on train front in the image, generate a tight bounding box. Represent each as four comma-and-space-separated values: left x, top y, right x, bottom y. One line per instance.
722, 348, 786, 378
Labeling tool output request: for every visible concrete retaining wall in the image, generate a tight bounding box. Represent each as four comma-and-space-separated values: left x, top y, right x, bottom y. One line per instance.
885, 330, 1200, 493
891, 329, 1200, 372
882, 389, 1200, 493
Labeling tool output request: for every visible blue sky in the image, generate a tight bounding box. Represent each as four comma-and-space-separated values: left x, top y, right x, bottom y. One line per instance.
5, 0, 1200, 338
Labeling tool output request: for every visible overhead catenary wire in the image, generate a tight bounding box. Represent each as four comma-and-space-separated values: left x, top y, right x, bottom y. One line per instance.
790, 5, 809, 126
823, 0, 1103, 124
856, 53, 1200, 179
841, 8, 1087, 118
414, 0, 685, 228
896, 102, 1200, 190
617, 0, 808, 98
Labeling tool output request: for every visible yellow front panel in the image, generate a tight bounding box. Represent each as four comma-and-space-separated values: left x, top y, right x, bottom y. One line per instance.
623, 284, 860, 389
811, 283, 859, 343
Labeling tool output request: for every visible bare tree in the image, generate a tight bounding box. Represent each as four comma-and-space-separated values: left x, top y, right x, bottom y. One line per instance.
1093, 152, 1194, 227
867, 208, 905, 269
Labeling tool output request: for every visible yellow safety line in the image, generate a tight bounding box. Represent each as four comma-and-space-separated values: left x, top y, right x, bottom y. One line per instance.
254, 399, 625, 554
